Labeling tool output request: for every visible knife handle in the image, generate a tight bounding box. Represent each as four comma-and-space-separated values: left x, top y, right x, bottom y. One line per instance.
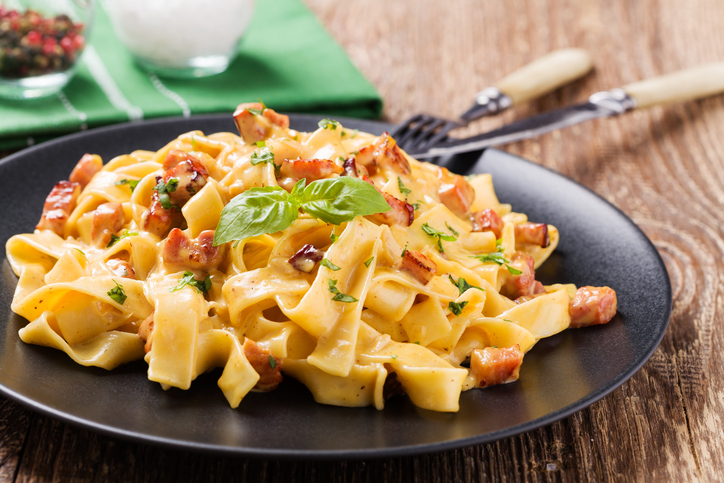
623, 63, 724, 109
495, 48, 594, 105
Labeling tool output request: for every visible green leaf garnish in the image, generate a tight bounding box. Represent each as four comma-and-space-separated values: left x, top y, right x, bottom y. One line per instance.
115, 178, 139, 193
256, 141, 266, 147
506, 265, 523, 275
401, 244, 408, 257
364, 256, 374, 268
74, 248, 85, 256
470, 241, 523, 275
445, 222, 459, 237
320, 259, 341, 271
107, 229, 139, 248
213, 177, 391, 246
154, 178, 178, 210
448, 275, 484, 295
171, 271, 211, 294
268, 355, 277, 369
330, 233, 339, 242
247, 100, 267, 116
250, 146, 279, 175
422, 223, 457, 253
390, 354, 398, 360
412, 203, 421, 211
318, 119, 340, 130
397, 177, 411, 197
448, 300, 468, 316
327, 279, 358, 303
107, 280, 127, 305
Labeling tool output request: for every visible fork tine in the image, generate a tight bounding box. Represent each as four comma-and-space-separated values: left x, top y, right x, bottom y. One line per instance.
389, 114, 428, 139
415, 121, 460, 150
403, 118, 448, 150
395, 115, 439, 150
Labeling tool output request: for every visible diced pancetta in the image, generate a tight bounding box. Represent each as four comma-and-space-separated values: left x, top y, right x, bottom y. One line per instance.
279, 158, 343, 182
515, 223, 550, 248
161, 228, 226, 270
569, 286, 618, 328
36, 180, 81, 236
438, 173, 475, 217
243, 338, 282, 392
355, 132, 411, 175
500, 251, 539, 299
362, 175, 415, 227
342, 157, 369, 178
470, 345, 524, 388
138, 314, 154, 353
91, 202, 125, 248
69, 153, 102, 189
470, 208, 504, 238
162, 155, 209, 207
233, 102, 290, 144
398, 249, 437, 284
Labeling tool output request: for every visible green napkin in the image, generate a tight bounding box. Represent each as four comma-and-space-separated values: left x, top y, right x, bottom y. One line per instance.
0, 0, 383, 150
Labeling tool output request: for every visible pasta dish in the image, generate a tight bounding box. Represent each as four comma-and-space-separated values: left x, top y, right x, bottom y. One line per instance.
5, 104, 617, 412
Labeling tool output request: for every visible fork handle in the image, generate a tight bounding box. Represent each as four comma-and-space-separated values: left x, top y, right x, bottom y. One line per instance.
496, 48, 594, 105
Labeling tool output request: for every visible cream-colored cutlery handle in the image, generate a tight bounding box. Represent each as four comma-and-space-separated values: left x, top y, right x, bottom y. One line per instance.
496, 48, 593, 105
623, 63, 724, 108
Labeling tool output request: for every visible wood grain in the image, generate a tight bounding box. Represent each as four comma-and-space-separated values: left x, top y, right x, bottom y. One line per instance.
2, 0, 724, 481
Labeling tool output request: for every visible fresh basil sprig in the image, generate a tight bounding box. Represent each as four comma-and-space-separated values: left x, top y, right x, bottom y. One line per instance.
213, 177, 390, 246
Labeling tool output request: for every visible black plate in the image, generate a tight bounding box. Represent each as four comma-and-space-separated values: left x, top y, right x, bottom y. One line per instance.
0, 114, 671, 459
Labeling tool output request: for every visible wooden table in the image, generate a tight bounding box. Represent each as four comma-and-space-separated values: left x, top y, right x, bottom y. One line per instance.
1, 0, 722, 481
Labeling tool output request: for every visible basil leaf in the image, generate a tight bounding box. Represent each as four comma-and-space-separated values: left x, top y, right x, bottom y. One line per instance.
107, 281, 127, 305
268, 355, 277, 369
364, 256, 374, 268
299, 177, 390, 225
213, 187, 298, 246
172, 271, 211, 293
448, 300, 468, 316
320, 259, 341, 271
506, 265, 523, 275
330, 233, 339, 243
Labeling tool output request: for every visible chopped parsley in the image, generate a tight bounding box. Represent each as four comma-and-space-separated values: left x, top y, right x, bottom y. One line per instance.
268, 355, 277, 369
250, 147, 279, 175
397, 177, 411, 197
320, 259, 341, 271
422, 223, 457, 253
448, 275, 484, 295
413, 341, 421, 345
171, 271, 212, 294
445, 222, 459, 237
74, 248, 85, 256
448, 300, 468, 316
364, 256, 375, 268
327, 279, 358, 303
107, 230, 139, 248
247, 101, 266, 116
471, 241, 523, 275
115, 178, 139, 193
401, 244, 408, 257
412, 203, 421, 211
154, 178, 178, 210
107, 280, 127, 305
318, 118, 340, 130
390, 354, 398, 360
256, 141, 266, 147
330, 233, 339, 243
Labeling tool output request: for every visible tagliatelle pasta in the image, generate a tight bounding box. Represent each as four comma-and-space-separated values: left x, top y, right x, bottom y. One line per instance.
5, 104, 618, 412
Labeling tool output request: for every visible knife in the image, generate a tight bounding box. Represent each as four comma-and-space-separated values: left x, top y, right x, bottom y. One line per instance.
408, 63, 724, 159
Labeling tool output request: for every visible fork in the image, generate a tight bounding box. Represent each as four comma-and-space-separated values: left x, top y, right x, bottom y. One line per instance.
390, 48, 594, 152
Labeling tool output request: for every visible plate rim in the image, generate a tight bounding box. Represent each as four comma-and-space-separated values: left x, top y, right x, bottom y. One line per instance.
0, 113, 672, 460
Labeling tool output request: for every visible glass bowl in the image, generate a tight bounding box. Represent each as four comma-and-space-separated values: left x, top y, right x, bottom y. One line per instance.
105, 0, 255, 79
0, 0, 94, 99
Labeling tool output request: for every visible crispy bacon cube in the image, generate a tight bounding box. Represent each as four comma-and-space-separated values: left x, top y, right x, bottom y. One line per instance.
138, 314, 154, 353
243, 338, 282, 392
162, 155, 209, 207
280, 158, 343, 182
106, 259, 136, 279
470, 345, 524, 388
569, 286, 618, 328
438, 173, 475, 217
515, 223, 550, 248
69, 153, 102, 189
361, 175, 415, 227
355, 132, 411, 175
233, 102, 290, 144
91, 202, 125, 248
288, 244, 324, 273
36, 180, 81, 236
500, 251, 540, 299
161, 229, 226, 270
470, 208, 504, 238
398, 249, 437, 285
